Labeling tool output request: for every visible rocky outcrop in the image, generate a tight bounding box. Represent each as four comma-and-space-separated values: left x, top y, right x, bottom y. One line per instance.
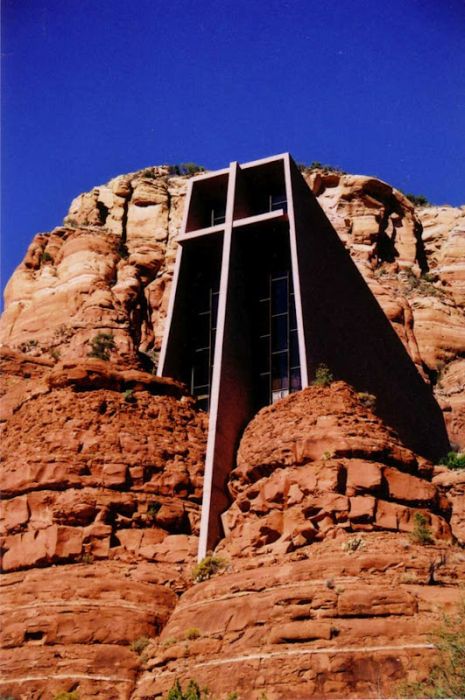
219, 383, 451, 560
135, 535, 465, 700
134, 385, 464, 700
1, 164, 464, 699
1, 166, 464, 447
0, 353, 207, 699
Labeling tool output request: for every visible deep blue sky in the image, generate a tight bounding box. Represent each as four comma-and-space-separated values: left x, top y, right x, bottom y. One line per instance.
2, 0, 465, 295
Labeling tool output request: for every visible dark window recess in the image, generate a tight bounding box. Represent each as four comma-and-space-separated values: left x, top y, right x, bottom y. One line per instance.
256, 270, 301, 405
211, 206, 226, 226
270, 194, 287, 213
191, 288, 219, 410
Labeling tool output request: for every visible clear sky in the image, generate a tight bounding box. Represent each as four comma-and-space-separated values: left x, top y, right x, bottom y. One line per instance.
2, 0, 465, 295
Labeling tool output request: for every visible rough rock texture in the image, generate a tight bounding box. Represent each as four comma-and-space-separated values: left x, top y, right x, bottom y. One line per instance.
1, 165, 464, 699
219, 383, 451, 559
135, 536, 465, 700
1, 165, 464, 447
134, 385, 465, 700
0, 353, 207, 699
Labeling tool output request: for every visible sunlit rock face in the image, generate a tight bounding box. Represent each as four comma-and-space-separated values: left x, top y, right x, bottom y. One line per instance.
1, 165, 463, 447
133, 383, 464, 700
0, 165, 464, 699
0, 351, 207, 699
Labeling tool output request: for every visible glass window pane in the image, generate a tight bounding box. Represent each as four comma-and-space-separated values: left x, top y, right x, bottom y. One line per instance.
258, 336, 270, 373
290, 367, 302, 391
272, 314, 288, 352
197, 397, 209, 412
258, 373, 270, 405
272, 351, 289, 390
270, 194, 287, 212
194, 312, 210, 348
289, 297, 297, 330
211, 292, 219, 329
290, 330, 300, 368
193, 349, 210, 387
258, 299, 270, 337
271, 277, 288, 315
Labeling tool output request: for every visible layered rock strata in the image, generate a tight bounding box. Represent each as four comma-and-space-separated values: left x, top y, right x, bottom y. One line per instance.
0, 353, 207, 699
134, 384, 464, 699
1, 166, 464, 448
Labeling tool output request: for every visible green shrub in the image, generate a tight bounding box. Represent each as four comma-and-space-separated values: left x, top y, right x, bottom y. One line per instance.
88, 332, 116, 361
357, 392, 377, 410
312, 363, 334, 387
411, 512, 434, 545
166, 679, 210, 700
440, 452, 465, 470
53, 692, 80, 700
123, 388, 136, 403
184, 627, 201, 640
405, 192, 430, 207
170, 163, 206, 176
40, 250, 54, 264
342, 536, 365, 553
130, 636, 150, 654
398, 599, 465, 698
147, 501, 161, 519
140, 167, 157, 179
81, 552, 94, 565
18, 339, 39, 354
192, 554, 227, 583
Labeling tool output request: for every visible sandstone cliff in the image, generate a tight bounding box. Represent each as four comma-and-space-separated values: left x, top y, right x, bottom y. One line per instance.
1, 165, 464, 447
1, 164, 464, 699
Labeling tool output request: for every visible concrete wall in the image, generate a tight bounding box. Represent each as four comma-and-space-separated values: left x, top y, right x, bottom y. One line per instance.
288, 157, 449, 460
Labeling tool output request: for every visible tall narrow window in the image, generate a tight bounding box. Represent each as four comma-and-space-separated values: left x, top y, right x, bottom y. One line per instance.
257, 270, 301, 406
191, 288, 219, 411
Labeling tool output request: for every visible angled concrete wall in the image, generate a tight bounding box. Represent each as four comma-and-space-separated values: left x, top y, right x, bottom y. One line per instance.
160, 153, 450, 559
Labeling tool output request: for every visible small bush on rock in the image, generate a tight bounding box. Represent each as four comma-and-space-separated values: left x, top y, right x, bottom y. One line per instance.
411, 512, 434, 545
123, 388, 136, 403
357, 392, 377, 410
440, 451, 465, 470
130, 636, 150, 654
88, 332, 116, 361
184, 627, 201, 640
312, 364, 334, 387
342, 536, 365, 553
166, 679, 210, 700
53, 692, 80, 700
192, 554, 227, 583
405, 192, 430, 207
398, 599, 465, 698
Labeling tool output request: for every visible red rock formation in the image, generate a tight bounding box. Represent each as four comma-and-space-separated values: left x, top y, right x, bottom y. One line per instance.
135, 536, 465, 700
134, 385, 464, 700
1, 164, 464, 699
0, 353, 207, 698
1, 166, 464, 447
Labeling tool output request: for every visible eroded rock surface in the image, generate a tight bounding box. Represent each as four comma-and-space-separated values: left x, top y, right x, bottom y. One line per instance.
135, 385, 464, 700
1, 166, 464, 447
0, 354, 207, 699
1, 165, 464, 699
